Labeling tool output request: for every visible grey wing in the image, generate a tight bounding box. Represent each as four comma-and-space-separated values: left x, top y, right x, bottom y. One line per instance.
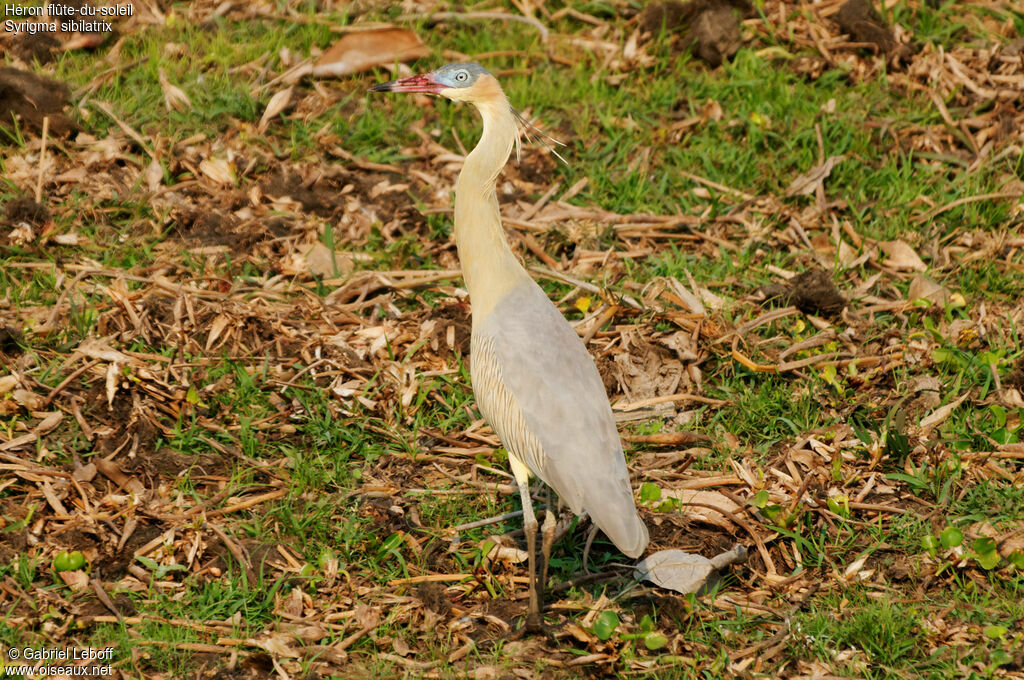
471, 281, 648, 557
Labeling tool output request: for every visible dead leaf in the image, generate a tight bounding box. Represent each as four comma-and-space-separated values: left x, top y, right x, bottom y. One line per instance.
634, 545, 747, 594
258, 87, 294, 133
354, 603, 380, 629
32, 411, 63, 436
486, 543, 528, 564
12, 389, 44, 411
248, 631, 299, 658
837, 239, 859, 267
301, 242, 355, 278
199, 157, 237, 186
205, 313, 232, 351
312, 28, 429, 78
842, 554, 872, 582
0, 375, 18, 396
72, 463, 97, 483
907, 275, 948, 305
879, 240, 927, 271
105, 362, 120, 408
52, 232, 84, 246
158, 68, 191, 112
920, 392, 969, 431
145, 158, 164, 192
58, 569, 90, 592
785, 155, 846, 196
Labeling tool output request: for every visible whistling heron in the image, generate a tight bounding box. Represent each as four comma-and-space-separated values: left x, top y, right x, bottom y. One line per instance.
371, 63, 648, 622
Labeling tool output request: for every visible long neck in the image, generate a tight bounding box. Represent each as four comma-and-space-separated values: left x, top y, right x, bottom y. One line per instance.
454, 97, 530, 319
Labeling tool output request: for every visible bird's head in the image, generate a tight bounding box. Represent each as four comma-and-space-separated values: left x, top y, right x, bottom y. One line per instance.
370, 62, 501, 104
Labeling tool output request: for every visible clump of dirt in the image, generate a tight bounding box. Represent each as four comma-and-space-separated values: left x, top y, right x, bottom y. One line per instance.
0, 526, 28, 557
4, 196, 50, 225
102, 522, 164, 579
431, 302, 472, 356
0, 325, 24, 355
10, 33, 61, 64
1004, 357, 1024, 390
788, 269, 846, 315
416, 581, 452, 616
640, 0, 753, 67
135, 447, 228, 478
0, 67, 76, 136
595, 355, 619, 395
835, 0, 914, 62
760, 268, 846, 316
81, 385, 160, 458
646, 514, 737, 556
261, 169, 344, 217
173, 207, 251, 249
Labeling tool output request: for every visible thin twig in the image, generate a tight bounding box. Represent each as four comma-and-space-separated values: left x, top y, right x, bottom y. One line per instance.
34, 116, 49, 204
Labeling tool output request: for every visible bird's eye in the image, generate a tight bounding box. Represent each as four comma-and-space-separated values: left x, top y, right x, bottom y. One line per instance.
455, 70, 469, 82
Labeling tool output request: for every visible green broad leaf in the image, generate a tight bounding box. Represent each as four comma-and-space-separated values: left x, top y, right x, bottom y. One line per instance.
644, 631, 669, 650
656, 498, 680, 513
318, 548, 336, 568
989, 649, 1013, 667
826, 494, 850, 517
972, 537, 997, 555
592, 610, 620, 641
638, 614, 655, 633
921, 535, 939, 557
939, 526, 963, 548
989, 404, 1007, 428
991, 428, 1017, 445
983, 625, 1008, 639
751, 490, 770, 508
1008, 550, 1024, 569
186, 385, 200, 404
53, 550, 85, 572
975, 551, 1001, 570
639, 482, 661, 503
763, 504, 784, 522
379, 533, 404, 554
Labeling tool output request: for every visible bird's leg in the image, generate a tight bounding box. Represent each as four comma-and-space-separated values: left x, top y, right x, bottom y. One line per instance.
540, 507, 556, 604
582, 523, 599, 575
516, 478, 542, 629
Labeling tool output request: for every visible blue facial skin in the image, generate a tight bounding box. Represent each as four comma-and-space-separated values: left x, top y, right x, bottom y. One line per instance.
432, 63, 492, 89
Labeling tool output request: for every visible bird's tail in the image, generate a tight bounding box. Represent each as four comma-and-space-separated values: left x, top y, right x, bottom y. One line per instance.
583, 475, 649, 558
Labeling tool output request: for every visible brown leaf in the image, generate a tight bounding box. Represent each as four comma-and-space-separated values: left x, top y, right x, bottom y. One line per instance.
354, 603, 380, 629
301, 242, 354, 278
205, 313, 232, 351
12, 389, 44, 411
248, 631, 299, 658
312, 28, 430, 78
32, 411, 63, 436
635, 545, 747, 594
785, 155, 846, 196
145, 158, 164, 192
199, 157, 237, 186
58, 569, 90, 592
920, 392, 969, 431
258, 87, 294, 133
158, 68, 192, 112
879, 239, 927, 271
104, 361, 119, 408
0, 375, 19, 396
907, 274, 948, 304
